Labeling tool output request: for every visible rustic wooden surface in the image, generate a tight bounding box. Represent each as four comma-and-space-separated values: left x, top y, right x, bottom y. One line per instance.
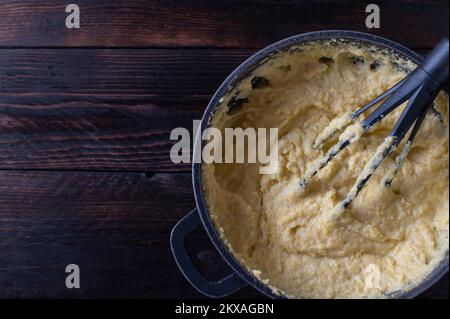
0, 0, 448, 298
0, 0, 447, 48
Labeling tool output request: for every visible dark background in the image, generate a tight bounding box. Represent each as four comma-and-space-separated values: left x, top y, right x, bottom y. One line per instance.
0, 0, 448, 298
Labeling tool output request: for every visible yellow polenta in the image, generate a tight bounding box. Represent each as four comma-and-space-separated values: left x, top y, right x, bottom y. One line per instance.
202, 40, 449, 298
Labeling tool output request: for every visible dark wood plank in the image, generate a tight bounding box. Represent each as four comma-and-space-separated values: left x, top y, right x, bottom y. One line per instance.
0, 170, 261, 298
0, 48, 429, 172
0, 48, 251, 171
0, 0, 447, 48
0, 48, 250, 95
0, 94, 202, 171
0, 170, 446, 298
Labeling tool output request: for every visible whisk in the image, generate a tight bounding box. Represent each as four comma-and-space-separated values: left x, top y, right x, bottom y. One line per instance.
299, 37, 449, 217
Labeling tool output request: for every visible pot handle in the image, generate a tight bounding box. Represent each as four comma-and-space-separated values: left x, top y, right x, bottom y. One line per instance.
170, 209, 247, 298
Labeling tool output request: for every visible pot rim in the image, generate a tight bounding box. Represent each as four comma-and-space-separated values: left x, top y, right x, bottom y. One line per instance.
192, 30, 449, 299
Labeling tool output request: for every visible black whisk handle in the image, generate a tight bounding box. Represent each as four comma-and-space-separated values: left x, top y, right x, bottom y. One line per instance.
420, 37, 449, 85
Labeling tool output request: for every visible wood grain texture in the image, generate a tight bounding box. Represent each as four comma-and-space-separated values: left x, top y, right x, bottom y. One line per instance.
0, 171, 262, 298
0, 0, 447, 48
0, 170, 446, 298
0, 48, 250, 95
0, 94, 202, 171
0, 49, 250, 171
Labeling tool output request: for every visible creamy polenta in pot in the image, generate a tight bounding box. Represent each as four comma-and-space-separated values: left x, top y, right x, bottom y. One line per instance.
202, 40, 449, 298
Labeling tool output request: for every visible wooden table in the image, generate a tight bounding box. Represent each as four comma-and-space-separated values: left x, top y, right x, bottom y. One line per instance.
0, 0, 448, 298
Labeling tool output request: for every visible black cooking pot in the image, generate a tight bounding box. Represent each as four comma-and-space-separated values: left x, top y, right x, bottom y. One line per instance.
170, 30, 449, 298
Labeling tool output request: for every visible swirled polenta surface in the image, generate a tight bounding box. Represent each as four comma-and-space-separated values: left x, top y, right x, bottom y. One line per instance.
202, 40, 449, 298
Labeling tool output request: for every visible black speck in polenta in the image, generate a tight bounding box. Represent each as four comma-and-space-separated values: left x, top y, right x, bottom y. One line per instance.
370, 61, 381, 71
227, 96, 249, 114
391, 61, 407, 73
279, 64, 291, 72
251, 76, 270, 89
319, 56, 334, 65
288, 47, 303, 54
350, 56, 365, 65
